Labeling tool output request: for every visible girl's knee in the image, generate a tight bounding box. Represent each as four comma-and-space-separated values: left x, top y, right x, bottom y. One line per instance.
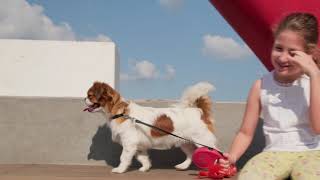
291, 170, 320, 180
291, 158, 320, 180
238, 152, 291, 180
238, 169, 278, 180
238, 159, 273, 180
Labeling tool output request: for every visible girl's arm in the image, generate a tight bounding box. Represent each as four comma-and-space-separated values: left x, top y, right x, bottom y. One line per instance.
290, 51, 320, 134
309, 70, 320, 134
221, 79, 262, 165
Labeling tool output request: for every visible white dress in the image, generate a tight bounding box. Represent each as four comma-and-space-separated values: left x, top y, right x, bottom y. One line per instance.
260, 71, 320, 151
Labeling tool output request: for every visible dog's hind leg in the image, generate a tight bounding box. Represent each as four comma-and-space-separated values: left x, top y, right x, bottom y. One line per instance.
136, 150, 151, 172
112, 146, 137, 173
175, 143, 195, 170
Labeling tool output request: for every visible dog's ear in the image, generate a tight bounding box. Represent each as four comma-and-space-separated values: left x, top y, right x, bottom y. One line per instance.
101, 83, 114, 99
101, 83, 120, 104
92, 82, 105, 100
110, 90, 121, 105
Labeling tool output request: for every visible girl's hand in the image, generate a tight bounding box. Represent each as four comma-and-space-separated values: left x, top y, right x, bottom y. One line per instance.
289, 50, 320, 77
218, 153, 236, 168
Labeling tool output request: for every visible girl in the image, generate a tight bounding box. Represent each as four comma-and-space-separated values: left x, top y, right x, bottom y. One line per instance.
220, 12, 320, 180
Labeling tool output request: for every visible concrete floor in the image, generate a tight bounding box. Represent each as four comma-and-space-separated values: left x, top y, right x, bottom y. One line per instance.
0, 164, 238, 180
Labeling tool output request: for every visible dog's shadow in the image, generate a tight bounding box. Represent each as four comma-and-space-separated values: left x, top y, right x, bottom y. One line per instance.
88, 124, 195, 169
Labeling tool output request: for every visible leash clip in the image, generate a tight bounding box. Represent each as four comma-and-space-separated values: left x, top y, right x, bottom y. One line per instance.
122, 115, 138, 123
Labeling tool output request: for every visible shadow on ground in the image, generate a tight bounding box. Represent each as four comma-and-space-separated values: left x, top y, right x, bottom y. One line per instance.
87, 124, 195, 169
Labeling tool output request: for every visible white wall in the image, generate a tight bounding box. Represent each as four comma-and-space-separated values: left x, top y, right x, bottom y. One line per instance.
0, 39, 119, 97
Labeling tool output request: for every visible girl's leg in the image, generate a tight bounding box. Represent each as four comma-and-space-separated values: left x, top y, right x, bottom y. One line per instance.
291, 150, 320, 180
238, 151, 294, 180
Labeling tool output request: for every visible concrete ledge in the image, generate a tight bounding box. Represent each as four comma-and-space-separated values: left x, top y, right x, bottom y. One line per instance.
0, 96, 106, 166
0, 97, 264, 168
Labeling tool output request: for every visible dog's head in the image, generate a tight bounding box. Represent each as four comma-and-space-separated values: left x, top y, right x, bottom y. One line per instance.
84, 82, 122, 113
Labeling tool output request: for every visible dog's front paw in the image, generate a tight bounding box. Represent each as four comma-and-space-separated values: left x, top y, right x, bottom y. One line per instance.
111, 167, 127, 173
139, 165, 151, 172
174, 158, 192, 170
175, 162, 190, 170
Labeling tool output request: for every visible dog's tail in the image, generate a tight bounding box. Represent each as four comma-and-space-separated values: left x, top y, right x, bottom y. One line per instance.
179, 82, 215, 132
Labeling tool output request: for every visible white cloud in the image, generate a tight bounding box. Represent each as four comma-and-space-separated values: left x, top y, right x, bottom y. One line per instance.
159, 0, 184, 10
0, 0, 111, 42
134, 60, 159, 79
121, 60, 176, 81
84, 34, 112, 42
202, 34, 252, 60
0, 0, 75, 40
164, 64, 175, 80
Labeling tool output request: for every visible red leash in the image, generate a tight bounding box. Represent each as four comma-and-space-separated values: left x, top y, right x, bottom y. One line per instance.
192, 147, 237, 179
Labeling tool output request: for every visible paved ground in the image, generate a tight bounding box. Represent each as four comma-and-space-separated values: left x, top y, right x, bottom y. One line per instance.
0, 164, 238, 180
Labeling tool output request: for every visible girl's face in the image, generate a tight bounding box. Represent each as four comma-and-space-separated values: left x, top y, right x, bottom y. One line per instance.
271, 30, 305, 82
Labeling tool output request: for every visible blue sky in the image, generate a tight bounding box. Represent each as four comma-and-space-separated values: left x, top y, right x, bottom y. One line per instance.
1, 0, 267, 101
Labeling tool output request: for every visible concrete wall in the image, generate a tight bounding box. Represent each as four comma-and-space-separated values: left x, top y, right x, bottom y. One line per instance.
0, 39, 119, 97
0, 97, 264, 168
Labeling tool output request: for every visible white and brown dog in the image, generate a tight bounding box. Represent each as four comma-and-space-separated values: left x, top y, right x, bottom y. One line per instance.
84, 81, 218, 173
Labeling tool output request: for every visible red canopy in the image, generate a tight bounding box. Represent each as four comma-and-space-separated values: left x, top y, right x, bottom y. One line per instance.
209, 0, 320, 71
